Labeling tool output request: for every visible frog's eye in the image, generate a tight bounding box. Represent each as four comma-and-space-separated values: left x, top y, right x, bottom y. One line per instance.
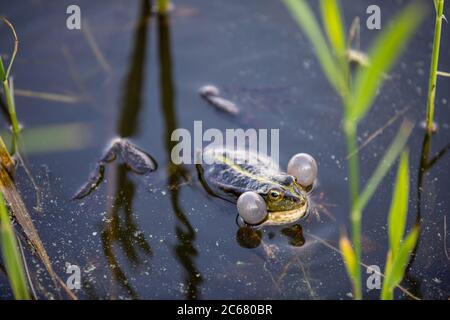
237, 191, 268, 225
268, 189, 283, 202
287, 153, 318, 188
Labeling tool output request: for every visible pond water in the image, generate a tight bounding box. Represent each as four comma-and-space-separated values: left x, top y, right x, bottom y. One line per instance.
0, 0, 449, 299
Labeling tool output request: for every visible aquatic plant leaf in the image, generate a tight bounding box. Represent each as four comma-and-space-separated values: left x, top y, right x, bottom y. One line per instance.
339, 235, 358, 287
381, 151, 417, 300
0, 136, 14, 176
0, 192, 30, 300
0, 141, 76, 299
381, 226, 419, 300
388, 151, 409, 255
0, 57, 6, 82
0, 17, 19, 79
319, 0, 346, 59
355, 121, 413, 213
283, 0, 345, 95
350, 2, 424, 123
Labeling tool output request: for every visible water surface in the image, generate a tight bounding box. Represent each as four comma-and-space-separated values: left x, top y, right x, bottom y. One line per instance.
0, 0, 449, 299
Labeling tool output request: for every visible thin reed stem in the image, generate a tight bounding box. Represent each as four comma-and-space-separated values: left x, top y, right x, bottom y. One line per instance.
344, 121, 362, 300
426, 0, 444, 133
2, 78, 20, 135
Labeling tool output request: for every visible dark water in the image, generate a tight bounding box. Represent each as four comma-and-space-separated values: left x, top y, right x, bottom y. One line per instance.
0, 0, 449, 299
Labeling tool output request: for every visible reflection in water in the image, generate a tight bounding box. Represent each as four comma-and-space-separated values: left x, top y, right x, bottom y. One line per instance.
416, 131, 432, 224
236, 224, 306, 249
281, 225, 305, 247
157, 13, 202, 299
102, 164, 153, 298
117, 0, 151, 137
236, 227, 262, 249
405, 130, 450, 299
101, 0, 153, 298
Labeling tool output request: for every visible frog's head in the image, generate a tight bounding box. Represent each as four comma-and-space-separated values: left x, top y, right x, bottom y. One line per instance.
261, 175, 309, 225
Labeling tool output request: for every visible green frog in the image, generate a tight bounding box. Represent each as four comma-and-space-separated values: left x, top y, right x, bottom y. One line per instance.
74, 140, 312, 229
196, 147, 310, 227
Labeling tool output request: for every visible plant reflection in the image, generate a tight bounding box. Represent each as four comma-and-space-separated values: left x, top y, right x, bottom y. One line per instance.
101, 0, 153, 298
157, 12, 202, 299
236, 224, 306, 249
404, 129, 450, 299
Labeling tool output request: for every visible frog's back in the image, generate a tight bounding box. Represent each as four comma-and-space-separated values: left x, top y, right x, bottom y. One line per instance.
199, 148, 290, 199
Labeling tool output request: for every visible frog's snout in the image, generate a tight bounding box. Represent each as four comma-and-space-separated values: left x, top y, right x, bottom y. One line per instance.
287, 192, 306, 207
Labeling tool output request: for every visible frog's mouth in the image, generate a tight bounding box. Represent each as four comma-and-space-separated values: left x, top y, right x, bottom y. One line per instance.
264, 202, 309, 226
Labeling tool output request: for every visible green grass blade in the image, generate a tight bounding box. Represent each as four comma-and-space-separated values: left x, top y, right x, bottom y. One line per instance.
350, 2, 425, 122
319, 0, 346, 57
283, 0, 345, 95
381, 226, 419, 300
388, 151, 409, 255
0, 57, 6, 82
381, 252, 394, 300
2, 77, 21, 136
355, 121, 413, 214
339, 235, 359, 294
0, 192, 30, 300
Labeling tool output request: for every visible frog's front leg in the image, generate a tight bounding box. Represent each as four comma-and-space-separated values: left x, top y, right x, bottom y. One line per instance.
113, 138, 157, 174
73, 138, 157, 200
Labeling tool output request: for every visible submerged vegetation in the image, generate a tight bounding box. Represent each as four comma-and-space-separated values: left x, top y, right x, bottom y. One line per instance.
283, 0, 424, 299
0, 18, 76, 299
